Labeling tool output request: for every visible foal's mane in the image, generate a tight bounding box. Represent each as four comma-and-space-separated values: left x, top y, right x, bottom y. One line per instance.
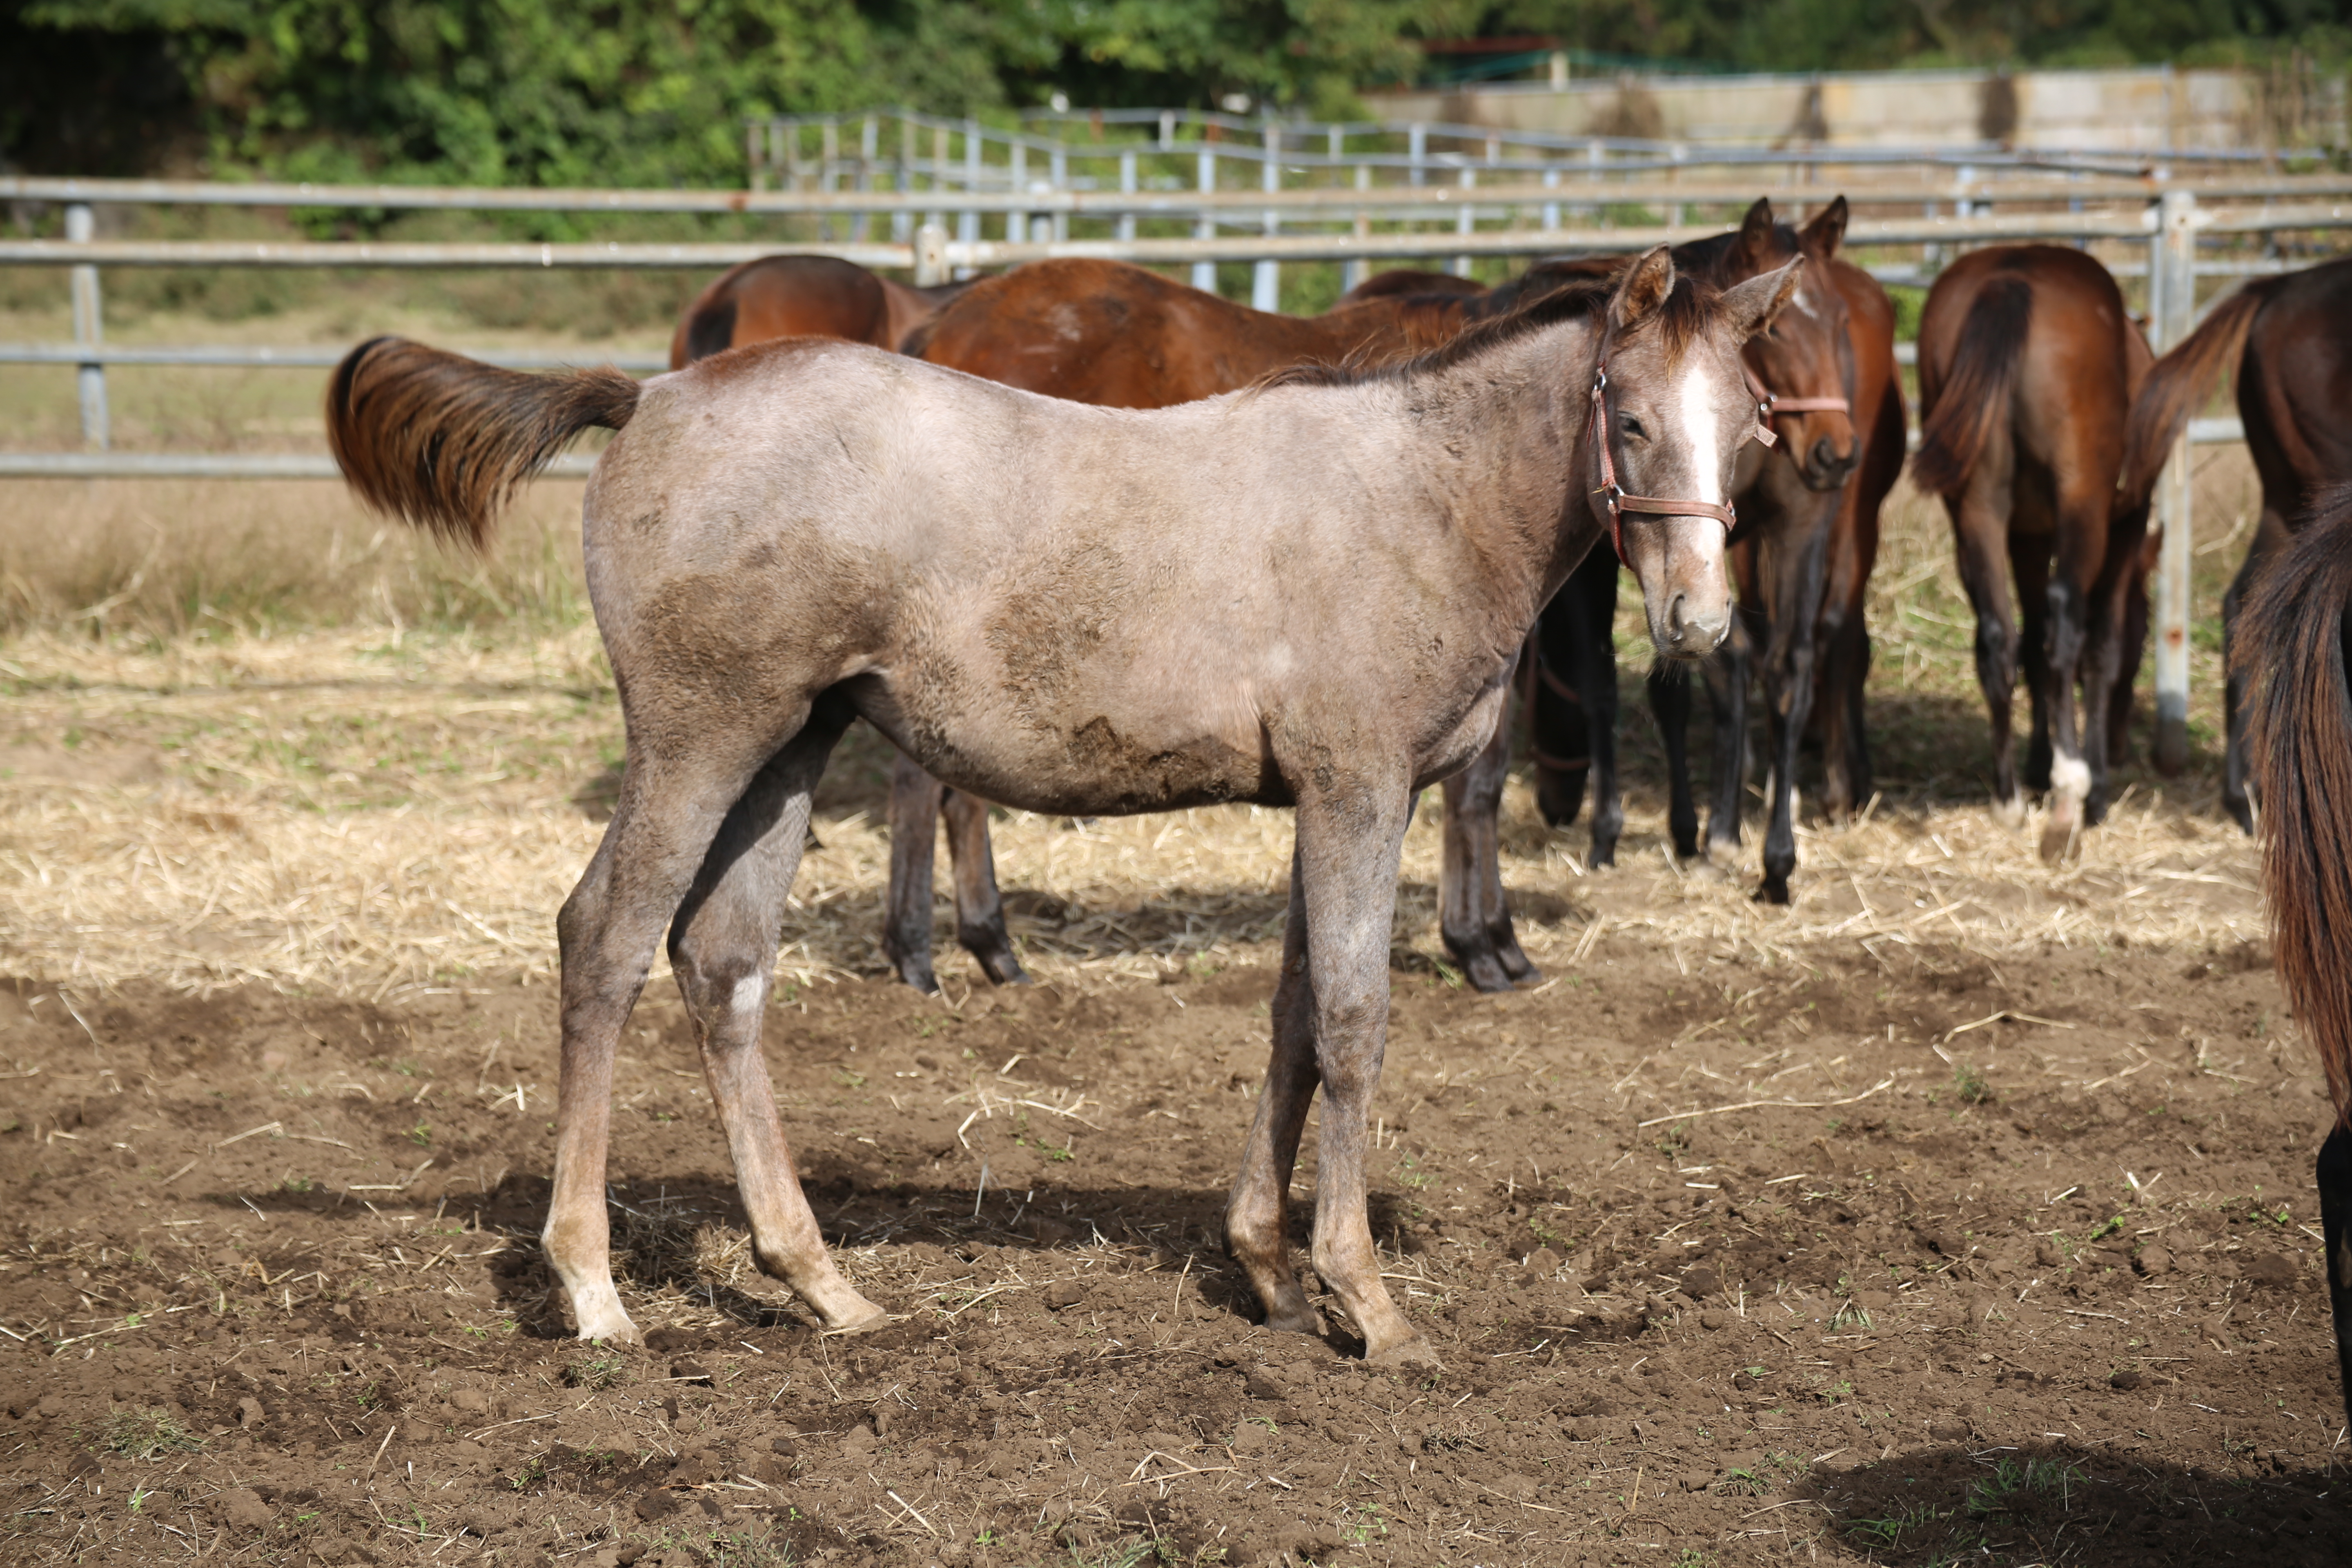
1258, 270, 1715, 392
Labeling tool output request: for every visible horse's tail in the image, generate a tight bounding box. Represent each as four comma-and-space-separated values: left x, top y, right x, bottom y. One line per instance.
2248, 482, 2352, 1131
325, 336, 640, 549
2115, 280, 2275, 511
1909, 275, 2033, 499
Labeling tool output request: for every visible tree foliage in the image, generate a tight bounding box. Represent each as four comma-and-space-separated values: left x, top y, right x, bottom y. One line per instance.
6, 0, 2349, 181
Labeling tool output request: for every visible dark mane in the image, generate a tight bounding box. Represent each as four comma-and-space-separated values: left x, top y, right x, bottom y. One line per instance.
1259, 270, 1715, 392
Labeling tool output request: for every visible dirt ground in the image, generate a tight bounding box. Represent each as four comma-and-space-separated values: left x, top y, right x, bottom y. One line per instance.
3, 917, 2345, 1566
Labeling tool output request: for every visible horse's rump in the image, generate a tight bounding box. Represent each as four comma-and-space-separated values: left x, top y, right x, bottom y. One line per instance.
2250, 482, 2352, 1129
1912, 275, 2033, 498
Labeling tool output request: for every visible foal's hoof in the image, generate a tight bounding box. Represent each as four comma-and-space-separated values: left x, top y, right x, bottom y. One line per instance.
973, 946, 1031, 987
1753, 876, 1791, 906
2037, 816, 2078, 865
1264, 1299, 1328, 1339
817, 1296, 892, 1336
888, 951, 941, 994
1365, 1335, 1442, 1369
1993, 793, 2027, 829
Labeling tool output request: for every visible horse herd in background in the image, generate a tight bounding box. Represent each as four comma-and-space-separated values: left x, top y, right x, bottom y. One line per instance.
321, 198, 2352, 1414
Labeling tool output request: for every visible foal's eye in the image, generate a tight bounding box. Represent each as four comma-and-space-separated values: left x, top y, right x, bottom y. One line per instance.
1619, 414, 1647, 440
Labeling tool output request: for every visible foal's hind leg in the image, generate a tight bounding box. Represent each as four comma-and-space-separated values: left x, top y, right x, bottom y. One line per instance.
883, 754, 947, 992
545, 727, 802, 1343
1441, 688, 1539, 993
943, 790, 1029, 986
1227, 855, 1324, 1339
669, 708, 887, 1335
1948, 475, 2023, 824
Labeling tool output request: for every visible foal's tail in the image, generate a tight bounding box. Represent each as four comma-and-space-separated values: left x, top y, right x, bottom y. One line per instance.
1909, 275, 2032, 499
2115, 279, 2274, 512
2247, 482, 2352, 1131
326, 336, 641, 549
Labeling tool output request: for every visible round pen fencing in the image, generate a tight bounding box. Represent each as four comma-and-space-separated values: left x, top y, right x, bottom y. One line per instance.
6, 116, 2352, 766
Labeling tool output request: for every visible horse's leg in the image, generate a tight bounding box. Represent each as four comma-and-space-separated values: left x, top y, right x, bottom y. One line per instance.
1226, 848, 1323, 1338
2321, 1123, 2352, 1429
1756, 520, 1831, 906
1649, 665, 1698, 858
2223, 510, 2290, 832
2013, 532, 2056, 799
1949, 478, 2022, 824
1440, 685, 1538, 992
2038, 478, 2107, 862
667, 713, 887, 1334
1565, 552, 1627, 866
943, 790, 1029, 985
1699, 625, 1749, 870
545, 725, 795, 1343
1234, 784, 1429, 1363
882, 753, 945, 992
2078, 511, 2148, 830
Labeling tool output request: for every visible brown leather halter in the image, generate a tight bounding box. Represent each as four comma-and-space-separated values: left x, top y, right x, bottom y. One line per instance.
1746, 362, 1852, 423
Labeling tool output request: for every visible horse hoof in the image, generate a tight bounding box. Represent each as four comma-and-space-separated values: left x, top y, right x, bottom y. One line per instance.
1993, 793, 2027, 829
1365, 1335, 1442, 1368
572, 1304, 641, 1346
890, 954, 941, 994
1264, 1303, 1327, 1339
1753, 878, 1791, 906
817, 1297, 892, 1336
1705, 839, 1742, 871
977, 950, 1030, 987
1459, 956, 1514, 994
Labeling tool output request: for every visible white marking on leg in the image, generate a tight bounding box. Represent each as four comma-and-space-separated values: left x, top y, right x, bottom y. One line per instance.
2049, 752, 2091, 802
731, 974, 765, 1019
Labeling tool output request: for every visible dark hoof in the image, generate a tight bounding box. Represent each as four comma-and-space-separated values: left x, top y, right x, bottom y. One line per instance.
1753, 878, 1791, 906
976, 948, 1030, 986
1457, 953, 1516, 993
1671, 833, 1699, 860
1263, 1297, 1326, 1338
887, 948, 940, 993
1500, 948, 1542, 988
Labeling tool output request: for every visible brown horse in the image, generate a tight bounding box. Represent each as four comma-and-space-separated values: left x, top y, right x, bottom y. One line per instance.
2239, 481, 2352, 1425
1807, 244, 1910, 823
1506, 199, 1862, 913
1914, 245, 2154, 860
2118, 255, 2352, 831
882, 258, 1500, 991
668, 254, 971, 368
326, 250, 1800, 1359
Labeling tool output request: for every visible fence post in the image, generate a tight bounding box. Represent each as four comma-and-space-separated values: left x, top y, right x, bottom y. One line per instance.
1453, 165, 1475, 276
1253, 123, 1280, 312
2152, 188, 2199, 776
913, 223, 948, 287
1409, 123, 1427, 188
67, 202, 108, 453
959, 120, 982, 276
1118, 149, 1137, 244
1344, 163, 1370, 295
1193, 147, 1217, 293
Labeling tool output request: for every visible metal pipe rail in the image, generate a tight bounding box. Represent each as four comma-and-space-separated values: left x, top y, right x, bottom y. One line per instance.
13, 172, 2352, 217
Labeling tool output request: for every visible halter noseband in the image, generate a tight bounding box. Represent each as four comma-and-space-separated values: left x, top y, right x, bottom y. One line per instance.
1588, 355, 1853, 567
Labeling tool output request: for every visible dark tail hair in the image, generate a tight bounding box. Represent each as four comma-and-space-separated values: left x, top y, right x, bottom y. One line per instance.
2116, 279, 2276, 510
2248, 481, 2352, 1130
1910, 276, 2032, 498
325, 336, 640, 549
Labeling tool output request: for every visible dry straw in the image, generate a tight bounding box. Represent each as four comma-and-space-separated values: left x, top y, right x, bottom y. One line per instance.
0, 460, 2266, 996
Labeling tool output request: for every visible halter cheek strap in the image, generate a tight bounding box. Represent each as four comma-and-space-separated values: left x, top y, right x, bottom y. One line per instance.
1742, 364, 1851, 423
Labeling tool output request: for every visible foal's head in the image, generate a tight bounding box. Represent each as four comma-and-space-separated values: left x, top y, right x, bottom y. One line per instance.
1590, 246, 1804, 659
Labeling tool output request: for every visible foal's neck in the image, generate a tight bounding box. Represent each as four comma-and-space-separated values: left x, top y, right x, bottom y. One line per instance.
1394, 317, 1606, 633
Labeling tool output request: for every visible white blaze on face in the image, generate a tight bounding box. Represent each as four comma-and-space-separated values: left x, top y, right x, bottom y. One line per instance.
1677, 358, 1725, 506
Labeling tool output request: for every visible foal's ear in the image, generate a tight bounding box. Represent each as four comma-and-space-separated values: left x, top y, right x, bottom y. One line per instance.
1721, 257, 1806, 341
1799, 196, 1849, 261
1608, 246, 1676, 332
1737, 198, 1776, 268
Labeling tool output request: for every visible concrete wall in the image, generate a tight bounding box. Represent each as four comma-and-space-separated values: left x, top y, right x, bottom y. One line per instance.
1370, 65, 2343, 154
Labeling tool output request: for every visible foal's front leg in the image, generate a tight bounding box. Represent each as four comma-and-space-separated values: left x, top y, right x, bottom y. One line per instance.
1229, 783, 1432, 1364
1439, 684, 1539, 993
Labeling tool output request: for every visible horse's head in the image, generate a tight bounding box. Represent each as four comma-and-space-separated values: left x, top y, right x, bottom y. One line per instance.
1726, 197, 1859, 492
1589, 246, 1804, 659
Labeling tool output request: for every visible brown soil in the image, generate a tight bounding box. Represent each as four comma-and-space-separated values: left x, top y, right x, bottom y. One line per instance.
1, 935, 2343, 1567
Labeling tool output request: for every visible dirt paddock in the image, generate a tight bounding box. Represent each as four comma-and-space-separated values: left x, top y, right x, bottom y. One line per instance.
1, 459, 2347, 1566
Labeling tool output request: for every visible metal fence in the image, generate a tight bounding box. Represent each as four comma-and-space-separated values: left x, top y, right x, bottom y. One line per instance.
5, 154, 2350, 764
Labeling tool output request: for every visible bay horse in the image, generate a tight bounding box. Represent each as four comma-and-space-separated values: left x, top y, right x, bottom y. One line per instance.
2118, 255, 2352, 831
325, 249, 1800, 1359
1913, 245, 2154, 860
667, 254, 971, 368
2239, 481, 2352, 1425
880, 258, 1501, 991
1499, 199, 1861, 913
